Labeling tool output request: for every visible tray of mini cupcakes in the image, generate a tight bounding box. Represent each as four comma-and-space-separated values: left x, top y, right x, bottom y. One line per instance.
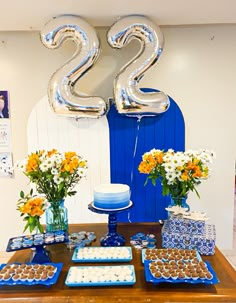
0, 263, 63, 286
6, 231, 68, 252
143, 248, 219, 284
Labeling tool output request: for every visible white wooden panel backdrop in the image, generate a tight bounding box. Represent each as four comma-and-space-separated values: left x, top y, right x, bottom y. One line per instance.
27, 96, 110, 224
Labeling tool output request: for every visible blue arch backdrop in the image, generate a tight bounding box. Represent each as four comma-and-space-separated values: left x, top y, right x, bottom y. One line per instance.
107, 88, 185, 222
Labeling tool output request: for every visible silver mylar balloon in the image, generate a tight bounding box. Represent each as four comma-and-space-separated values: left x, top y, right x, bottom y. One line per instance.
107, 15, 170, 116
41, 15, 108, 118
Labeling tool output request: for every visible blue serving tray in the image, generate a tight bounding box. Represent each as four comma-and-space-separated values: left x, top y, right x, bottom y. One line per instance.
0, 262, 63, 286
6, 232, 68, 252
65, 265, 136, 287
72, 246, 133, 263
141, 248, 202, 263
144, 260, 219, 285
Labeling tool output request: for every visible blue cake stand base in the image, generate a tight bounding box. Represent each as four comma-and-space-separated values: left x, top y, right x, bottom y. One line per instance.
88, 202, 132, 247
30, 246, 51, 263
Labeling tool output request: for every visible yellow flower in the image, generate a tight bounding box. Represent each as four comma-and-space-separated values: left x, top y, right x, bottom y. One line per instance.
138, 148, 214, 200
26, 153, 39, 172
17, 191, 46, 233
17, 149, 88, 202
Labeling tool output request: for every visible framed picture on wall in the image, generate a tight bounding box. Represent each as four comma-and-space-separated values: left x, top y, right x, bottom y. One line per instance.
0, 152, 13, 178
0, 90, 10, 119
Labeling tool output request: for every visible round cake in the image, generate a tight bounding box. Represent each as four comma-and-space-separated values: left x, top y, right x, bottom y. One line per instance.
93, 183, 130, 210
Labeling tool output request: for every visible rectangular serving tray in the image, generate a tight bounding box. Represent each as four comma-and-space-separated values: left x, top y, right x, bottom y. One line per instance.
144, 260, 219, 285
65, 265, 136, 287
0, 262, 63, 286
72, 246, 133, 263
6, 232, 68, 252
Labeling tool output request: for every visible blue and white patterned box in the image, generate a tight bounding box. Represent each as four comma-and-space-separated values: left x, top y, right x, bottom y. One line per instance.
168, 214, 206, 235
161, 221, 216, 255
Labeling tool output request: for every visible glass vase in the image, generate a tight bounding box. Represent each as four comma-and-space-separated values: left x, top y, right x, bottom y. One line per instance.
46, 199, 68, 232
169, 195, 190, 212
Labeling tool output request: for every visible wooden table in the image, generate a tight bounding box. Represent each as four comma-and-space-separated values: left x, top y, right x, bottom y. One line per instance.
1, 223, 236, 303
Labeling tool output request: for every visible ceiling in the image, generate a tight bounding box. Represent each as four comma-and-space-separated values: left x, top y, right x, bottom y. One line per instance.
0, 0, 235, 31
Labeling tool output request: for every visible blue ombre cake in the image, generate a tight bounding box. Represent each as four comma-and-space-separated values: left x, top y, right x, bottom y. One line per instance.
93, 184, 130, 210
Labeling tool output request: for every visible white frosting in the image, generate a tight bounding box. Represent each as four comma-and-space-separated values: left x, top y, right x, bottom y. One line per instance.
94, 183, 129, 194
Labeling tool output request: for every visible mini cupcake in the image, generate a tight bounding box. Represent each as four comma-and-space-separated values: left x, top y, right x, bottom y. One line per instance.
38, 265, 46, 271
47, 271, 55, 279
153, 271, 162, 279
184, 270, 192, 279
171, 272, 178, 280
199, 272, 207, 280
44, 233, 55, 244
178, 264, 185, 270
34, 238, 44, 246
205, 271, 213, 280
20, 264, 27, 269
199, 261, 207, 269
22, 240, 33, 247
33, 264, 39, 270
3, 273, 11, 281
46, 265, 57, 273
191, 272, 199, 280
162, 271, 171, 279
15, 268, 23, 274
34, 274, 41, 281
171, 264, 178, 270
54, 231, 65, 242
20, 274, 28, 281
27, 273, 35, 282
0, 268, 8, 274
178, 272, 185, 279
40, 272, 48, 281
12, 274, 20, 282
191, 257, 199, 264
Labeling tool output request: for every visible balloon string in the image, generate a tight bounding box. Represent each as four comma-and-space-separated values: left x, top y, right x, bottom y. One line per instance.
130, 116, 142, 185
127, 115, 143, 223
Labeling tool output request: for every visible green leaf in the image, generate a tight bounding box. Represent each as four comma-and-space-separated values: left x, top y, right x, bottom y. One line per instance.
23, 221, 30, 233
38, 223, 44, 234
20, 191, 25, 198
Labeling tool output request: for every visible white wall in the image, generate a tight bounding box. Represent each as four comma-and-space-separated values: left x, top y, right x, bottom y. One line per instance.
0, 25, 235, 251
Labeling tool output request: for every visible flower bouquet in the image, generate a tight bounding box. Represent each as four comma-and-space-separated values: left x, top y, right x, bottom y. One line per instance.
138, 148, 214, 208
17, 149, 88, 231
17, 189, 45, 234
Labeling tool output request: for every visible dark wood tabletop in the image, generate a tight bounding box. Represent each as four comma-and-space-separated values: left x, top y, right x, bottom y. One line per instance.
1, 223, 236, 303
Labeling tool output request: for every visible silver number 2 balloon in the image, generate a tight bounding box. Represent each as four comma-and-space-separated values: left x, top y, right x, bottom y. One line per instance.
41, 15, 108, 118
107, 15, 170, 116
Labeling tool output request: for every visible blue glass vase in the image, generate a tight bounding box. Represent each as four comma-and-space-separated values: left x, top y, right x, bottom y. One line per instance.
169, 195, 190, 212
46, 199, 68, 232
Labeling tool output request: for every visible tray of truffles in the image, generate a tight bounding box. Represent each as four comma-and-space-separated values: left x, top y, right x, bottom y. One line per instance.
65, 265, 136, 287
6, 231, 68, 252
0, 262, 63, 286
72, 246, 133, 263
144, 259, 219, 284
142, 248, 202, 263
